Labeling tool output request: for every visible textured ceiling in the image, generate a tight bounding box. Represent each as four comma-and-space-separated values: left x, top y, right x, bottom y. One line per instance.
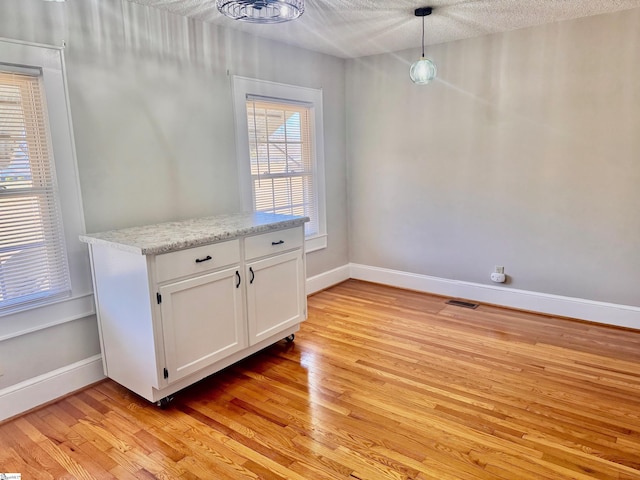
128, 0, 640, 58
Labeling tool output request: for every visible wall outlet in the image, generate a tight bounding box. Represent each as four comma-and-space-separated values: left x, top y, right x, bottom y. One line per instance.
491, 272, 506, 283
494, 265, 505, 274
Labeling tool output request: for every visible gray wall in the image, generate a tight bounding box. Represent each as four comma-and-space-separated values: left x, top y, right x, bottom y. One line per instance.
0, 0, 347, 389
65, 1, 348, 277
346, 8, 640, 307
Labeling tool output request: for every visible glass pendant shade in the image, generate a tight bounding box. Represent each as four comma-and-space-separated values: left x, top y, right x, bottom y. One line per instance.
410, 57, 437, 85
216, 0, 304, 23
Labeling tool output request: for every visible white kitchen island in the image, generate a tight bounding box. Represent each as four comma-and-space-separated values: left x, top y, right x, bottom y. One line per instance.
80, 212, 308, 406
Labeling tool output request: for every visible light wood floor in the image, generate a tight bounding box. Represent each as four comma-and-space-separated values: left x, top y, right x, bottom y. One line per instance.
2, 279, 640, 479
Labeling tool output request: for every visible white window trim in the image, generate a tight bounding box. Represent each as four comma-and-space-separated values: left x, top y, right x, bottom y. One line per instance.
0, 37, 94, 340
232, 76, 327, 253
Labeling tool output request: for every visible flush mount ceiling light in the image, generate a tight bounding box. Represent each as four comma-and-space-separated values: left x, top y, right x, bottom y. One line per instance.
216, 0, 304, 23
410, 7, 437, 85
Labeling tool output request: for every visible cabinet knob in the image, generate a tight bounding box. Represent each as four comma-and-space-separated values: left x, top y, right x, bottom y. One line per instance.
195, 255, 212, 263
271, 240, 284, 245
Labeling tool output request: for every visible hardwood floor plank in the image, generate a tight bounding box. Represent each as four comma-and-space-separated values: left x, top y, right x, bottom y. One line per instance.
2, 279, 640, 479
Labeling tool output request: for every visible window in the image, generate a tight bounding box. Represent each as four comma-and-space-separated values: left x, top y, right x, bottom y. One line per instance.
233, 77, 327, 252
246, 98, 320, 236
0, 39, 91, 336
0, 69, 70, 315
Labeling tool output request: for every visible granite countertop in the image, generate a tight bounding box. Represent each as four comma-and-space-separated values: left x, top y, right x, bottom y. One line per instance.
79, 212, 309, 255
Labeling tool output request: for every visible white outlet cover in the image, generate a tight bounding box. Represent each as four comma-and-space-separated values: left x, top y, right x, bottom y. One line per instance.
490, 272, 506, 283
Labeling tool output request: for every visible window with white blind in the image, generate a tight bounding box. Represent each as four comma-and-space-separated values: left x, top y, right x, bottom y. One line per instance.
233, 77, 327, 252
0, 39, 90, 336
0, 69, 71, 315
246, 97, 320, 235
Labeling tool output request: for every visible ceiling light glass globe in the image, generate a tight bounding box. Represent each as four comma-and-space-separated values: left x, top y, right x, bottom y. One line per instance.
216, 0, 304, 23
409, 58, 437, 85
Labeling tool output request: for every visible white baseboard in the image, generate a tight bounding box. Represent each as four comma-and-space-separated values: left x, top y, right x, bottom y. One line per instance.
349, 263, 640, 330
0, 354, 105, 422
306, 264, 351, 295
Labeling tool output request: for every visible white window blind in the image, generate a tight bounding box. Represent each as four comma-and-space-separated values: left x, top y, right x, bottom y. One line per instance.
246, 97, 319, 237
0, 69, 71, 315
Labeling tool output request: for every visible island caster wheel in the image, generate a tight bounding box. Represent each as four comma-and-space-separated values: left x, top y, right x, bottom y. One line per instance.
157, 396, 173, 409
284, 334, 295, 343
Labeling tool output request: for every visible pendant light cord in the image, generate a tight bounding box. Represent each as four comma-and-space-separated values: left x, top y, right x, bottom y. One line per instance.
421, 15, 425, 58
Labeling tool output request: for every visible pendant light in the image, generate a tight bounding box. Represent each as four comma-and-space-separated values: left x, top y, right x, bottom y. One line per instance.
410, 7, 437, 85
216, 0, 305, 23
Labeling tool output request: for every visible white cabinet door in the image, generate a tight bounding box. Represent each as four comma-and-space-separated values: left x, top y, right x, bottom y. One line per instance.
246, 250, 305, 346
159, 266, 246, 383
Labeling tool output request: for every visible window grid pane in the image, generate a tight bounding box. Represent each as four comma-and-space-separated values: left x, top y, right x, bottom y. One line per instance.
246, 98, 317, 237
0, 71, 71, 315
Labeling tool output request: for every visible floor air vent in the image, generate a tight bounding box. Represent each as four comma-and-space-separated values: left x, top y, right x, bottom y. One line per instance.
446, 299, 479, 309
